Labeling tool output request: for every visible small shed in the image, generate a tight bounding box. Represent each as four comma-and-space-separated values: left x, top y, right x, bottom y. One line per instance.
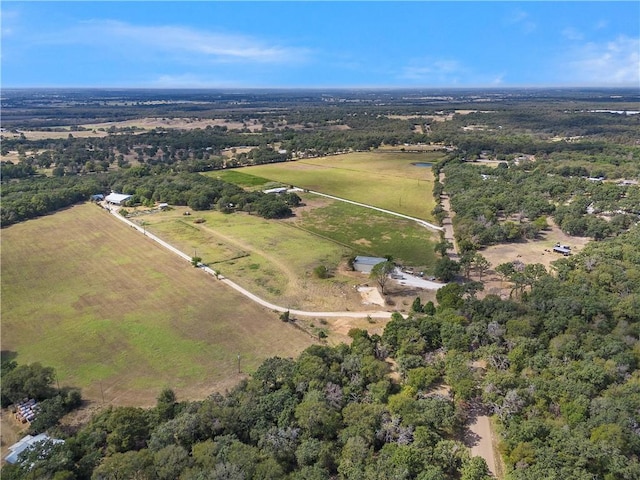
105, 192, 133, 205
4, 434, 64, 464
353, 256, 387, 274
90, 194, 104, 202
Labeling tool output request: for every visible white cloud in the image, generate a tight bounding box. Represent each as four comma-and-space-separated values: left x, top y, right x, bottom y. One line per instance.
505, 9, 536, 34
34, 19, 310, 64
398, 58, 507, 87
400, 60, 463, 80
1, 8, 20, 38
491, 74, 506, 86
565, 36, 640, 85
400, 59, 465, 84
562, 27, 584, 41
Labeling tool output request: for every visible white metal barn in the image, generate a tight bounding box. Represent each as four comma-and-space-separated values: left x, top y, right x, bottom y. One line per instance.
105, 192, 133, 205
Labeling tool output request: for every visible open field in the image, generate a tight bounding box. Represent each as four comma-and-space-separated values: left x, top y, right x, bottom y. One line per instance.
135, 206, 374, 312
81, 117, 265, 132
2, 130, 110, 140
1, 117, 266, 141
211, 170, 272, 188
1, 204, 314, 406
227, 151, 443, 220
291, 193, 438, 267
376, 144, 445, 151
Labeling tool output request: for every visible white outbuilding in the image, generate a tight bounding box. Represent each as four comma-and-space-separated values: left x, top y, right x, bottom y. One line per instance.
353, 256, 387, 274
4, 434, 64, 464
105, 192, 133, 205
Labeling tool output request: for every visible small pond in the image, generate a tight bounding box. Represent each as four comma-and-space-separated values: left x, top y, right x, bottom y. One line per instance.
411, 162, 432, 167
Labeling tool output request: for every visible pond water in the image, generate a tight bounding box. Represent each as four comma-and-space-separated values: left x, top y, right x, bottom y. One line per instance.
411, 162, 432, 167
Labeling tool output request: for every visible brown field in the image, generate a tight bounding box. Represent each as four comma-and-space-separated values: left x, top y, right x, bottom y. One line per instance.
1, 203, 315, 407
3, 130, 110, 140
82, 117, 265, 132
2, 117, 268, 141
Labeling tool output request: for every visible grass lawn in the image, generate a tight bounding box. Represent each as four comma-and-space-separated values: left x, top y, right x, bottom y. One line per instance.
293, 193, 438, 268
135, 207, 361, 311
1, 204, 314, 406
221, 150, 444, 220
211, 170, 272, 188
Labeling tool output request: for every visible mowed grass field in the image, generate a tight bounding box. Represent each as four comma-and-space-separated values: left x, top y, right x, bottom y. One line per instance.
135, 207, 367, 312
1, 204, 314, 406
292, 194, 438, 268
209, 150, 444, 220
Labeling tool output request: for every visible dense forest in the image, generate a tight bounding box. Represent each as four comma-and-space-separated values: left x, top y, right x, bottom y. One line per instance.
2, 226, 639, 479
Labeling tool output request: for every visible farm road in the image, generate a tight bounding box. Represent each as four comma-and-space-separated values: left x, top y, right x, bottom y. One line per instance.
302, 189, 445, 232
105, 205, 395, 319
437, 173, 459, 259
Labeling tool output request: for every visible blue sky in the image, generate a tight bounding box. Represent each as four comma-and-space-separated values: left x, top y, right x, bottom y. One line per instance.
2, 1, 639, 88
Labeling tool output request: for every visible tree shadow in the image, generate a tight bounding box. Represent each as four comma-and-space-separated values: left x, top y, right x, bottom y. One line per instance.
461, 398, 493, 448
1, 350, 18, 363
462, 428, 482, 448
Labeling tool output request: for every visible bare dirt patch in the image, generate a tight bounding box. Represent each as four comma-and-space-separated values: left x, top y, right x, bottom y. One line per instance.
353, 238, 373, 247
0, 409, 28, 464
473, 220, 591, 298
324, 316, 388, 343
357, 286, 385, 306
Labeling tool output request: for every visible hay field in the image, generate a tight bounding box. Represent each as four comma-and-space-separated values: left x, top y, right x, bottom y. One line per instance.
1, 204, 314, 406
236, 151, 444, 220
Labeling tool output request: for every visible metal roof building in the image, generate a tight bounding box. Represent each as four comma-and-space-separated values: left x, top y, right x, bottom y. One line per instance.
105, 192, 133, 205
353, 256, 387, 274
4, 434, 64, 465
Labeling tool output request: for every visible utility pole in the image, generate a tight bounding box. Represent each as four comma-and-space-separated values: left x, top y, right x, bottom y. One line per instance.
237, 354, 241, 374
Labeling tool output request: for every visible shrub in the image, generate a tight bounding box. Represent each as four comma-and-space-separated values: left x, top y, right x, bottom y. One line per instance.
313, 265, 329, 279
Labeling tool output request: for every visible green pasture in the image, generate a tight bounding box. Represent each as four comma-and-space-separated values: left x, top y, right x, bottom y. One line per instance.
211, 170, 272, 188
294, 194, 438, 268
136, 208, 353, 307
222, 151, 443, 220
136, 194, 438, 308
1, 204, 313, 405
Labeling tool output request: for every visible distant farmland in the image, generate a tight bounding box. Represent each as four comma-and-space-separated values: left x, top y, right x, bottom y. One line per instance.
1, 204, 314, 406
210, 150, 443, 221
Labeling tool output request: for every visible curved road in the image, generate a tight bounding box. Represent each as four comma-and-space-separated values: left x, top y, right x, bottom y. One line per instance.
105, 205, 397, 319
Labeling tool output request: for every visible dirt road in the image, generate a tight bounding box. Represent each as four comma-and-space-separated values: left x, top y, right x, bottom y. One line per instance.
437, 172, 459, 259
466, 413, 499, 477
